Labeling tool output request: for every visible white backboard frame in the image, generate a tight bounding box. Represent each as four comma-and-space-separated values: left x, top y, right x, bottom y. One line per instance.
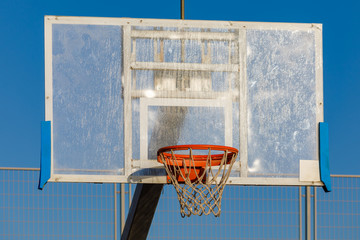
44, 16, 324, 186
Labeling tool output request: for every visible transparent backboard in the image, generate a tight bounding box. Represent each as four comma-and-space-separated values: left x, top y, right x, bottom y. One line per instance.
45, 16, 324, 185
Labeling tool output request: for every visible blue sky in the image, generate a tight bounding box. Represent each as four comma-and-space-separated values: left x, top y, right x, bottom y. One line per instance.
1, 0, 359, 175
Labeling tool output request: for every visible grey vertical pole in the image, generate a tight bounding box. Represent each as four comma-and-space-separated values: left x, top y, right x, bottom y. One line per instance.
114, 183, 117, 240
299, 187, 302, 240
306, 186, 311, 240
121, 183, 126, 233
181, 0, 185, 20
129, 184, 132, 208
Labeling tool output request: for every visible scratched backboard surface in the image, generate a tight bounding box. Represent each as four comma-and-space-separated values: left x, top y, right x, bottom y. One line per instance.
246, 30, 318, 177
51, 24, 124, 177
45, 16, 323, 185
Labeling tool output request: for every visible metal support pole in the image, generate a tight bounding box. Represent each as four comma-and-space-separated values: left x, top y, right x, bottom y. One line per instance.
114, 183, 117, 240
306, 186, 311, 240
121, 183, 126, 233
181, 0, 184, 19
129, 184, 132, 208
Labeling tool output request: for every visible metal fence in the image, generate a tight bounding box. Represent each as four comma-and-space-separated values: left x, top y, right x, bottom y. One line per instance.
316, 176, 360, 240
0, 168, 116, 240
0, 168, 359, 240
149, 185, 301, 240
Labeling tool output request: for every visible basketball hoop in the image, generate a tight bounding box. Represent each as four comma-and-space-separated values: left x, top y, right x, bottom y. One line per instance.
157, 144, 238, 217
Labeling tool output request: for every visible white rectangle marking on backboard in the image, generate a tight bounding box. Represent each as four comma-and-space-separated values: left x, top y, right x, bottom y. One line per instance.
299, 160, 320, 182
139, 97, 232, 166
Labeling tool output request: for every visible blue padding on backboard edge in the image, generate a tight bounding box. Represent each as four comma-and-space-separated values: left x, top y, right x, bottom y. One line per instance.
38, 121, 51, 190
319, 122, 331, 192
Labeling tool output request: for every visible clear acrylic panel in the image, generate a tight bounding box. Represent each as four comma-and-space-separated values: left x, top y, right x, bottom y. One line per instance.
246, 30, 317, 177
52, 24, 124, 175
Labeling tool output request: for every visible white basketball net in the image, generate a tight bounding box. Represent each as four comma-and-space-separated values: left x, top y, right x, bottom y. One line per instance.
158, 147, 237, 217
